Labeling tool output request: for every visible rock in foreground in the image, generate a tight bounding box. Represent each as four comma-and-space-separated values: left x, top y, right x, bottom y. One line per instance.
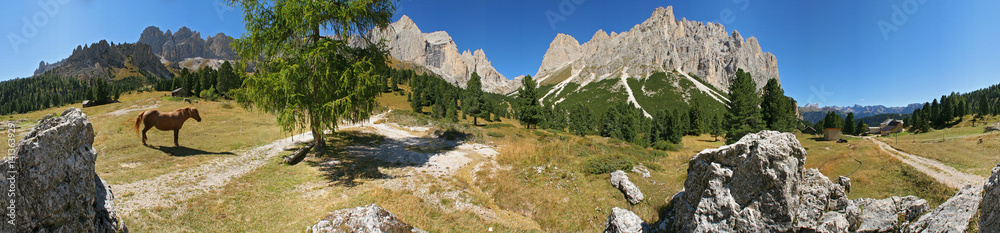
981, 162, 1000, 232
610, 170, 644, 205
605, 207, 650, 233
307, 204, 423, 233
0, 108, 126, 232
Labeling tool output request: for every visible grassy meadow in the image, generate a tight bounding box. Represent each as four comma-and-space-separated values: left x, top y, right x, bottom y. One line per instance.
0, 89, 963, 231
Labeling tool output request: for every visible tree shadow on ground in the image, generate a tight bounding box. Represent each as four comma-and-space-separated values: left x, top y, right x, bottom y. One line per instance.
147, 145, 235, 157
304, 130, 467, 187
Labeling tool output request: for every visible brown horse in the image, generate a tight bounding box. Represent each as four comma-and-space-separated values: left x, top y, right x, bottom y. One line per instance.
134, 107, 202, 146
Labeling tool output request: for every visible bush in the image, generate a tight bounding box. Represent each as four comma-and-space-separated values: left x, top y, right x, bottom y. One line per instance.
486, 132, 505, 138
583, 155, 634, 175
200, 87, 220, 101
220, 102, 234, 109
652, 140, 683, 151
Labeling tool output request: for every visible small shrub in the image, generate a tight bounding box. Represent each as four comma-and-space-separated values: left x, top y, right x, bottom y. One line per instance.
487, 132, 505, 138
220, 102, 234, 109
652, 140, 683, 151
583, 155, 634, 175
533, 131, 549, 137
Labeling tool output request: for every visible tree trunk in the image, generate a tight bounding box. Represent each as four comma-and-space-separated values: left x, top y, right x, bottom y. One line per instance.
473, 116, 478, 126
310, 111, 326, 154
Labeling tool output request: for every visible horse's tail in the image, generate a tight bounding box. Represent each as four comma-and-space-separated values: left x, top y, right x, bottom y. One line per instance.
134, 111, 145, 139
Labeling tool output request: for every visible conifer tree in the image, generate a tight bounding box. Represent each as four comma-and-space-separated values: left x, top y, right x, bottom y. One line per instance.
725, 69, 763, 143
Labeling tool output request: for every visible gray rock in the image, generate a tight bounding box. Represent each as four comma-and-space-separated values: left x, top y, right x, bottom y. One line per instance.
797, 169, 834, 230
610, 170, 644, 204
816, 212, 850, 233
670, 131, 811, 232
984, 123, 999, 133
307, 204, 424, 233
631, 165, 651, 178
854, 196, 929, 232
838, 176, 852, 193
0, 108, 126, 232
982, 161, 1000, 232
905, 184, 983, 233
604, 207, 650, 233
845, 203, 863, 231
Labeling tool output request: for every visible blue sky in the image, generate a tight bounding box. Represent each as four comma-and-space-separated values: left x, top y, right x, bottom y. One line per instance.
2, 0, 999, 107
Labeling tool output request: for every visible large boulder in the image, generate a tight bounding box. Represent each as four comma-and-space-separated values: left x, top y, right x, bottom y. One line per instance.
0, 108, 126, 232
668, 131, 854, 232
610, 170, 644, 204
604, 207, 650, 233
982, 162, 1000, 232
853, 196, 928, 232
984, 123, 1000, 133
904, 184, 982, 233
307, 204, 424, 233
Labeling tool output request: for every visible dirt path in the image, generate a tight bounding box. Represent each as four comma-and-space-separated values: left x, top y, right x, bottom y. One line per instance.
115, 132, 314, 215
105, 100, 160, 117
868, 137, 985, 189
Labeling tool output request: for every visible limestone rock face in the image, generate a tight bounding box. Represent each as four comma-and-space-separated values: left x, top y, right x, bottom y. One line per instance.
137, 26, 237, 62
904, 185, 982, 233
610, 170, 644, 205
816, 212, 850, 233
0, 108, 126, 232
534, 6, 779, 92
307, 204, 423, 233
669, 130, 848, 232
981, 162, 1000, 232
361, 15, 520, 94
852, 196, 929, 232
604, 207, 650, 233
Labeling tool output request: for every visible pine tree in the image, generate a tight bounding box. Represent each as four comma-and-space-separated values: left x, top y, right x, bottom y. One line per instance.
725, 69, 763, 143
842, 112, 855, 135
688, 100, 703, 135
823, 111, 842, 129
761, 78, 794, 132
515, 75, 542, 129
856, 122, 867, 136
569, 103, 593, 136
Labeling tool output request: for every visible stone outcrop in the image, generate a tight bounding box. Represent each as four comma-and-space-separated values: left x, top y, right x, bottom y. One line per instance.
852, 196, 928, 232
534, 6, 779, 92
0, 108, 126, 232
604, 207, 650, 233
610, 170, 644, 205
360, 16, 520, 94
985, 123, 1000, 133
904, 185, 982, 233
661, 130, 942, 233
137, 26, 237, 62
981, 162, 1000, 232
307, 204, 423, 233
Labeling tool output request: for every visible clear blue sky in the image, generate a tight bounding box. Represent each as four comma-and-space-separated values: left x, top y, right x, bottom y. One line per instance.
2, 0, 999, 108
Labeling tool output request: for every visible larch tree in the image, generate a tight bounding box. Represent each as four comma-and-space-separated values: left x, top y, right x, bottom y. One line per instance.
227, 0, 396, 153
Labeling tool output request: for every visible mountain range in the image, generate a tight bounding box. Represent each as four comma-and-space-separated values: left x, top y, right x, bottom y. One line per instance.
371, 6, 781, 118
798, 103, 922, 123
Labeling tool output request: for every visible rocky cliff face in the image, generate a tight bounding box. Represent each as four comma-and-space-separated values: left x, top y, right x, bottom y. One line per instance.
0, 108, 126, 232
535, 6, 779, 92
362, 16, 520, 94
33, 40, 172, 79
138, 26, 237, 62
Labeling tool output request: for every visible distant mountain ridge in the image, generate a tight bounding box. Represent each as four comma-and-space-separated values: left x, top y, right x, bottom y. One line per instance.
798, 103, 922, 123
137, 26, 237, 62
32, 40, 172, 79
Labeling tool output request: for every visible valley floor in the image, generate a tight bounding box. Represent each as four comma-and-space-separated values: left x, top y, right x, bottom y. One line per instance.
0, 91, 976, 231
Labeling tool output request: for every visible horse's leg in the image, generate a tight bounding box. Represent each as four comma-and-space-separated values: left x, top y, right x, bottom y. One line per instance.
141, 123, 152, 145
173, 129, 180, 147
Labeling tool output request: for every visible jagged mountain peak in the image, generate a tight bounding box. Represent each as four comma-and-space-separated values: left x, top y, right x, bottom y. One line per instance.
363, 15, 520, 94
